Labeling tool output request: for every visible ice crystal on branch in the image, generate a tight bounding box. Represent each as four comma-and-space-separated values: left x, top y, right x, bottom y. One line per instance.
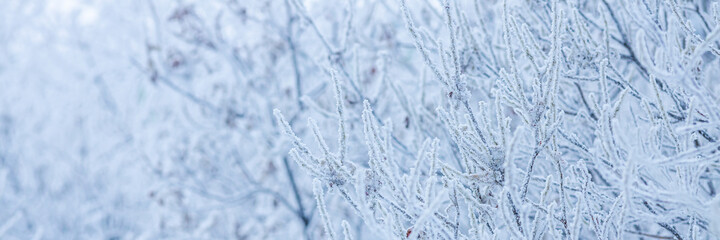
3, 0, 720, 239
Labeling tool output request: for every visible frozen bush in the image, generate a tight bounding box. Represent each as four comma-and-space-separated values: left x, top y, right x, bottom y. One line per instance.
275, 0, 720, 239
2, 0, 720, 239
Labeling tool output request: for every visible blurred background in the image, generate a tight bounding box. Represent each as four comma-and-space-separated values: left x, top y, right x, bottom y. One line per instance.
0, 0, 428, 239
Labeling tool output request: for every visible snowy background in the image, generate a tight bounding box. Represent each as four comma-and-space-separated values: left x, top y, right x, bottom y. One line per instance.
1, 0, 720, 239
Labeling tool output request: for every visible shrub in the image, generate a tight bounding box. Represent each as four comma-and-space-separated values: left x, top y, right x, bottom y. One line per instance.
275, 0, 720, 239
